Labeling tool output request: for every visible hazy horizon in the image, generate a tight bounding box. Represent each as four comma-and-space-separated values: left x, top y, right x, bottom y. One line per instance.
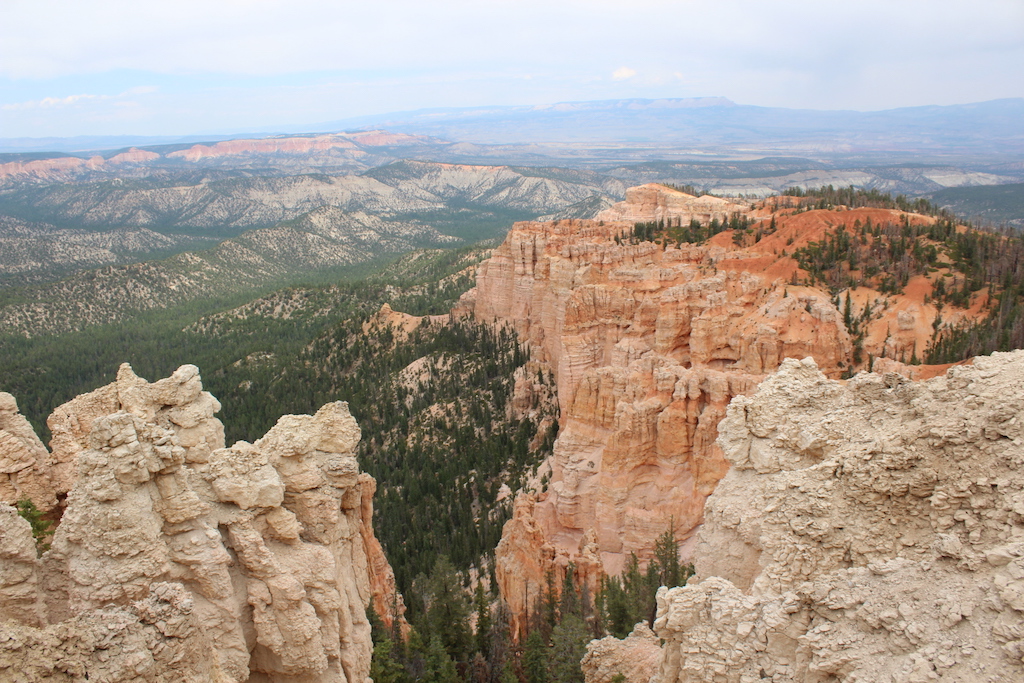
2, 0, 1023, 139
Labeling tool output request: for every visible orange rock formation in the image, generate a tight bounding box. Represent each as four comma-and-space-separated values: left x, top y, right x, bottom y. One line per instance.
471, 185, 964, 633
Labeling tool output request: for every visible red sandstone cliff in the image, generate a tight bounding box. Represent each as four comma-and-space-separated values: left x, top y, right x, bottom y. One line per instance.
595, 183, 750, 224
470, 185, 964, 633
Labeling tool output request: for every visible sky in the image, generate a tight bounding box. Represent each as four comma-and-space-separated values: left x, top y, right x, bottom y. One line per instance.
1, 0, 1023, 139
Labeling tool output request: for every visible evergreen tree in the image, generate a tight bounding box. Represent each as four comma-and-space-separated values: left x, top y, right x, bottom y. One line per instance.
371, 637, 409, 683
474, 582, 493, 657
522, 630, 549, 683
417, 556, 473, 663
651, 526, 683, 588
548, 615, 589, 683
423, 635, 459, 683
488, 600, 514, 683
559, 563, 581, 621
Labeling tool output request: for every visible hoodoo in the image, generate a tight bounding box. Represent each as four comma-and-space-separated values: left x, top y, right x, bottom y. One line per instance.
0, 364, 403, 683
470, 187, 852, 632
469, 183, 981, 633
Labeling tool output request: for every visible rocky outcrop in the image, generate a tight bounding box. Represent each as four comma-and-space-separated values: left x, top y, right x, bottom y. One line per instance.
0, 132, 430, 183
0, 393, 55, 511
167, 135, 362, 162
652, 352, 1024, 682
582, 623, 662, 683
0, 155, 103, 183
473, 198, 854, 632
0, 364, 403, 682
595, 184, 750, 225
46, 364, 225, 504
0, 580, 216, 682
109, 148, 161, 164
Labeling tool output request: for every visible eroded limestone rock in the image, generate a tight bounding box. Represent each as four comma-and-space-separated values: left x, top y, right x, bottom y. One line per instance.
652, 352, 1024, 682
0, 393, 55, 511
581, 623, 662, 683
0, 364, 403, 682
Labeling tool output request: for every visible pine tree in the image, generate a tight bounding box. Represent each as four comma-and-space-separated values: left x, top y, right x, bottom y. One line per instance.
522, 630, 549, 683
423, 635, 459, 683
370, 637, 408, 683
559, 563, 580, 621
474, 582, 492, 657
418, 556, 473, 663
549, 615, 589, 683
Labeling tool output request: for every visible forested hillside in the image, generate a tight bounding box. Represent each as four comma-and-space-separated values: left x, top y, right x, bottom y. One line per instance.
633, 185, 1024, 368
781, 187, 1024, 363
0, 242, 554, 614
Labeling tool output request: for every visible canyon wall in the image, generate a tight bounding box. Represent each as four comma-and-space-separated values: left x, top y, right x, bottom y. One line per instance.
471, 185, 856, 632
0, 364, 404, 682
648, 352, 1024, 682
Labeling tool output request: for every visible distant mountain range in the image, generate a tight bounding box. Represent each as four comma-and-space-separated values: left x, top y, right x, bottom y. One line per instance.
317, 97, 1024, 156
3, 97, 1023, 160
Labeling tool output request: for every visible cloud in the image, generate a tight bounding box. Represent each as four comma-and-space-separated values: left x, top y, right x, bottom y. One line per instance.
611, 67, 636, 81
1, 85, 160, 112
2, 93, 105, 110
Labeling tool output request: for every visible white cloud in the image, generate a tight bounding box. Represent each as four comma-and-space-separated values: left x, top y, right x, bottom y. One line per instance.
611, 67, 636, 81
2, 93, 104, 110
1, 86, 157, 112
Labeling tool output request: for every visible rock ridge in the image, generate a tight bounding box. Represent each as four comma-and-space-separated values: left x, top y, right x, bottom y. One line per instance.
0, 364, 404, 682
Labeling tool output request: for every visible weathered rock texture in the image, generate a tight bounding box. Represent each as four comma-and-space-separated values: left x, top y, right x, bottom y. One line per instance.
595, 184, 750, 225
472, 195, 855, 633
581, 623, 663, 683
0, 393, 55, 510
653, 352, 1024, 682
0, 364, 404, 682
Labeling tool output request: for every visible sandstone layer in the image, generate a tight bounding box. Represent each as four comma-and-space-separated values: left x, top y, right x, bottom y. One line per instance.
595, 184, 750, 225
652, 352, 1024, 682
472, 202, 855, 633
0, 364, 404, 682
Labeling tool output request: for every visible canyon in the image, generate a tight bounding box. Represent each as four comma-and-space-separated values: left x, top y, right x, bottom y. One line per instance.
1, 178, 1022, 681
469, 184, 979, 633
0, 364, 403, 682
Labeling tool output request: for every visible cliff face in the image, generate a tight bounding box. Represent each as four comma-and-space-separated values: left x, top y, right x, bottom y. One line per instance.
651, 352, 1024, 682
0, 364, 404, 682
472, 195, 854, 632
594, 184, 751, 224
